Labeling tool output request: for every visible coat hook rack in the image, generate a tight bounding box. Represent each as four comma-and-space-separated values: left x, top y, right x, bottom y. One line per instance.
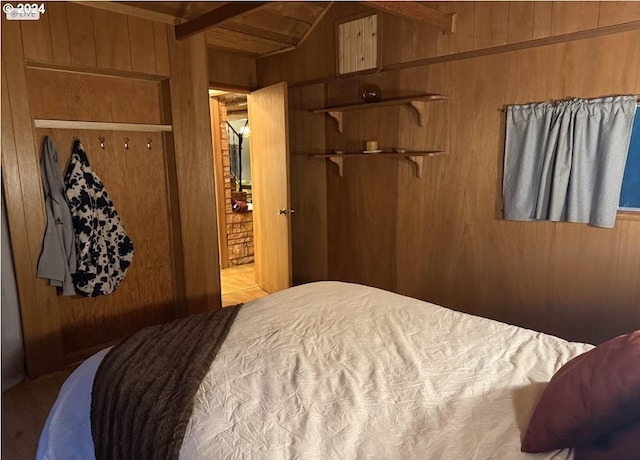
147, 138, 152, 150
99, 137, 106, 149
124, 137, 129, 150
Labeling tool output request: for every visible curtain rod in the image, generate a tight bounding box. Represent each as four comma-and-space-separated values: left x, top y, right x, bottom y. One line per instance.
500, 97, 640, 113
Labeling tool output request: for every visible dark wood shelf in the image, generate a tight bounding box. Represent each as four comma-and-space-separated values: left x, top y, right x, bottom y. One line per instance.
311, 94, 447, 113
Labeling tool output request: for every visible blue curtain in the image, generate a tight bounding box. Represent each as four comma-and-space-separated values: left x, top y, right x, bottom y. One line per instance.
503, 96, 637, 228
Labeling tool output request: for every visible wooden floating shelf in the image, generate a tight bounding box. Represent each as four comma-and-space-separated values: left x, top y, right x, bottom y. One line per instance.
310, 94, 448, 132
312, 151, 446, 178
33, 119, 173, 132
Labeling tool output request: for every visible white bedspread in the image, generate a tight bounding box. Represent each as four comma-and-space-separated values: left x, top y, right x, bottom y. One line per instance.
38, 282, 593, 460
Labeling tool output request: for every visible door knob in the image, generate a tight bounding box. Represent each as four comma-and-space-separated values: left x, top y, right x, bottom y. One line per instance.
278, 208, 288, 215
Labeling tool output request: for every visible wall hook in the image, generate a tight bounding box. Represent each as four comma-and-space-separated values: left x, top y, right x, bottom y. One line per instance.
124, 137, 129, 150
147, 138, 152, 150
99, 137, 106, 149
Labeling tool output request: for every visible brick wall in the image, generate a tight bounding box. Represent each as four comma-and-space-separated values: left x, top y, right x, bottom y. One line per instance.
218, 99, 254, 266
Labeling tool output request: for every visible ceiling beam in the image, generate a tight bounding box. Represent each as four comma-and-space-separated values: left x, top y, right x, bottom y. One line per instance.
176, 2, 268, 40
362, 2, 456, 33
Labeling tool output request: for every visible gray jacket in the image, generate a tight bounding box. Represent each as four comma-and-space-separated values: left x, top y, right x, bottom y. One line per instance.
37, 136, 76, 295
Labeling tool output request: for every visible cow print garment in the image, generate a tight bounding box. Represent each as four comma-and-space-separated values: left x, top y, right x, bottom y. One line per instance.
65, 139, 134, 297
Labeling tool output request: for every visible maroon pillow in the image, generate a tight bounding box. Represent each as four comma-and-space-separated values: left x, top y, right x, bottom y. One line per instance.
574, 418, 640, 460
521, 330, 640, 453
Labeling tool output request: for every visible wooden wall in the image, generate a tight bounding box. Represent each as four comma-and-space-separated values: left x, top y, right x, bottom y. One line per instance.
258, 1, 640, 344
1, 2, 221, 377
208, 48, 257, 91
168, 26, 222, 317
288, 84, 328, 285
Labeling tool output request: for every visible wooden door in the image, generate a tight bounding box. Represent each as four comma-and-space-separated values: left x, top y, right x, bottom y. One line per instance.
247, 82, 292, 293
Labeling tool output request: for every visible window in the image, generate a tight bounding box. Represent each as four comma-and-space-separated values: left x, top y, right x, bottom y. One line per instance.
619, 112, 640, 211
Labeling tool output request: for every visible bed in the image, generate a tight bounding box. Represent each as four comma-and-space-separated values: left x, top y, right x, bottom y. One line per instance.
37, 281, 595, 460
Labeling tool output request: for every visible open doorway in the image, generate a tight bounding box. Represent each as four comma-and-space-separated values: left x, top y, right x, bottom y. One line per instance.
209, 88, 267, 306
211, 82, 293, 298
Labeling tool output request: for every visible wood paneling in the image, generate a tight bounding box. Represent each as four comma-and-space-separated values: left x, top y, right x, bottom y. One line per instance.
599, 1, 640, 27
128, 16, 157, 74
112, 1, 330, 57
266, 2, 328, 24
36, 129, 175, 353
66, 3, 97, 67
288, 84, 328, 284
258, 1, 640, 87
435, 2, 451, 57
230, 8, 311, 39
47, 3, 72, 65
20, 3, 170, 77
208, 49, 257, 90
92, 9, 133, 71
206, 27, 285, 55
258, 3, 368, 87
20, 11, 53, 62
507, 2, 534, 43
550, 1, 600, 36
168, 29, 222, 314
2, 3, 227, 376
25, 69, 163, 123
382, 10, 438, 65
1, 19, 64, 376
153, 23, 171, 76
473, 2, 509, 49
21, 66, 178, 355
449, 2, 475, 54
532, 1, 553, 39
258, 2, 640, 345
325, 74, 400, 292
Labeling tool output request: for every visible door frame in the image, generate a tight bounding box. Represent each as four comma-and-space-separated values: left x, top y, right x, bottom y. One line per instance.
208, 86, 251, 270
209, 94, 230, 270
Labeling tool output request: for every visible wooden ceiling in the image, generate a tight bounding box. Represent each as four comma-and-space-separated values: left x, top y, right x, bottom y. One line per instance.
116, 1, 333, 56
84, 2, 455, 57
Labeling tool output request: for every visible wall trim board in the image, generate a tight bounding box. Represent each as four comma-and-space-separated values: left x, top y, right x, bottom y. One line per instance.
25, 60, 167, 82
159, 79, 187, 320
282, 19, 640, 89
210, 97, 230, 269
168, 28, 223, 315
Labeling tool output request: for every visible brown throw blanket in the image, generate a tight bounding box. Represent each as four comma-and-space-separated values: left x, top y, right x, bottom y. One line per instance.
91, 305, 241, 460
